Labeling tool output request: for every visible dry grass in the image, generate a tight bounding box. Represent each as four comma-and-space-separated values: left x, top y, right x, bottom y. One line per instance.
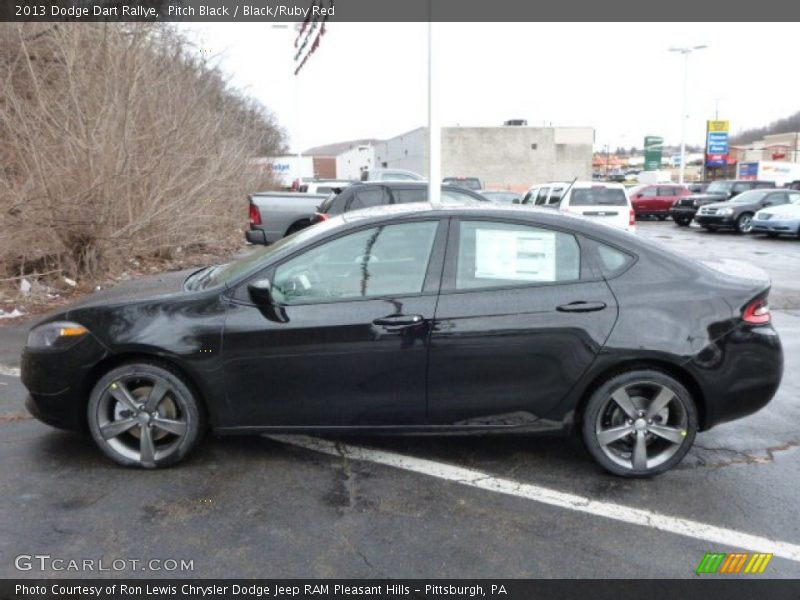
0, 23, 284, 300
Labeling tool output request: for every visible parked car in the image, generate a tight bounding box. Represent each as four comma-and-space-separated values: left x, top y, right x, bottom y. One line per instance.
629, 184, 690, 220
298, 179, 354, 194
442, 176, 483, 191
670, 180, 775, 226
360, 168, 423, 182
752, 191, 800, 238
480, 190, 524, 204
521, 182, 569, 207
695, 189, 790, 233
246, 191, 329, 245
687, 181, 711, 194
310, 182, 488, 224
21, 203, 782, 477
558, 181, 635, 232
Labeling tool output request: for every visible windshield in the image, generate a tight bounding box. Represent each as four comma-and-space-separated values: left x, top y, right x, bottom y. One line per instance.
569, 187, 628, 206
730, 190, 769, 203
706, 181, 733, 194
186, 221, 340, 290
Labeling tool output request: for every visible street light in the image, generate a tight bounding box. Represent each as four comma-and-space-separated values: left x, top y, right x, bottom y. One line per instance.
669, 45, 707, 184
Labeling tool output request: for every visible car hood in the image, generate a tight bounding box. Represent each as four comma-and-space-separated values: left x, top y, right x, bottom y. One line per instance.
702, 201, 743, 210
63, 268, 199, 315
757, 203, 800, 217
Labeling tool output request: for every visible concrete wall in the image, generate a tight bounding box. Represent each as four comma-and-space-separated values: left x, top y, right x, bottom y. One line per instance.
373, 126, 593, 191
442, 127, 594, 191
373, 127, 427, 176
336, 145, 375, 180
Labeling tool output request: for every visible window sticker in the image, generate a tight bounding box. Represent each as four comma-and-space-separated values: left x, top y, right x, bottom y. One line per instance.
474, 229, 557, 281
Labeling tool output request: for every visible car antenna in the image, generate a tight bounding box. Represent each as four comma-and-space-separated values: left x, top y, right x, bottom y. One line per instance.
559, 177, 579, 205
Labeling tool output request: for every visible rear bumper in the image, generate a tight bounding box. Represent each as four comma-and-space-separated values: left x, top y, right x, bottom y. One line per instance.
689, 323, 783, 430
245, 228, 269, 245
752, 217, 800, 235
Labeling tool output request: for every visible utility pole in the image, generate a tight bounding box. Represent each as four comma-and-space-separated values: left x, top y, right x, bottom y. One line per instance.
669, 45, 708, 184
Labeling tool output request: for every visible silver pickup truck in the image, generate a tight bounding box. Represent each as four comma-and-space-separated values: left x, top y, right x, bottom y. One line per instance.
246, 192, 328, 245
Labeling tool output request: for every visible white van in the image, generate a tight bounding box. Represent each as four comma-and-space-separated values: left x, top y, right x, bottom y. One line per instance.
558, 181, 635, 232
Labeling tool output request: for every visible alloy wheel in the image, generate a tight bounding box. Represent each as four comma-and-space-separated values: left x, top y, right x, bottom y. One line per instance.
94, 373, 189, 468
737, 214, 753, 233
594, 381, 689, 473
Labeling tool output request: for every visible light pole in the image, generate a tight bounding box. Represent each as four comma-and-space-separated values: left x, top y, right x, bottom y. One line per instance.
669, 45, 707, 184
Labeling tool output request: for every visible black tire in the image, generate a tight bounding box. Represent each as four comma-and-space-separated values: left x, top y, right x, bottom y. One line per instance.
735, 212, 754, 234
581, 370, 698, 478
674, 216, 691, 227
286, 220, 311, 236
87, 362, 206, 468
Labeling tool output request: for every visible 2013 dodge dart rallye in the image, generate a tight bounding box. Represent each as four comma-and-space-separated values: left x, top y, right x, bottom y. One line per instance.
22, 204, 782, 477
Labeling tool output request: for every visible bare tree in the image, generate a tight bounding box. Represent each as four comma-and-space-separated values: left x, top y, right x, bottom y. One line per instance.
0, 22, 286, 283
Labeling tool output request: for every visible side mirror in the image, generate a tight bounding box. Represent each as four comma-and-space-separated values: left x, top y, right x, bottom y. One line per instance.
248, 278, 274, 305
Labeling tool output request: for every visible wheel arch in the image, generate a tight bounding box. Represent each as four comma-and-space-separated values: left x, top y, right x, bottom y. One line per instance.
285, 218, 311, 237
569, 358, 708, 434
79, 352, 212, 432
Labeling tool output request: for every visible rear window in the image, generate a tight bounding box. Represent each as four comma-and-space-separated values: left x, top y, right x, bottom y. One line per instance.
349, 187, 389, 211
569, 187, 628, 206
319, 192, 345, 215
392, 188, 428, 204
444, 178, 481, 190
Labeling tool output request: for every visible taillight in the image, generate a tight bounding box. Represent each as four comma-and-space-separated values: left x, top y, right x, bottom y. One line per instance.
249, 203, 261, 226
629, 210, 636, 227
743, 298, 771, 325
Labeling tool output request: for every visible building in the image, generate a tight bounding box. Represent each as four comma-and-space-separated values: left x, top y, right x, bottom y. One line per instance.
731, 131, 800, 164
336, 144, 375, 180
373, 125, 594, 191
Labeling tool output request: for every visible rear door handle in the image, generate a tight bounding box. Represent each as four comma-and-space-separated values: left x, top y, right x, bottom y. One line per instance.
372, 314, 425, 329
556, 301, 607, 313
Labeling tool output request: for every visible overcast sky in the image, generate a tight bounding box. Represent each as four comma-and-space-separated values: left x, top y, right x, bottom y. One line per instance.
183, 22, 798, 153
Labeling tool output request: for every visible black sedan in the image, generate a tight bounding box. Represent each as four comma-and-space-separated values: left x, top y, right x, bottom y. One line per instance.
21, 204, 783, 477
695, 188, 788, 233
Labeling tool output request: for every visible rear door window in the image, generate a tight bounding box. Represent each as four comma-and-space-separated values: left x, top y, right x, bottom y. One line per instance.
392, 188, 428, 204
455, 221, 581, 289
569, 187, 628, 206
348, 187, 389, 211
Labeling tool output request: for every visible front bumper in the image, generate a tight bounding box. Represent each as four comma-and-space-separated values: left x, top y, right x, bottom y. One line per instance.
670, 206, 697, 219
752, 217, 800, 235
695, 214, 735, 227
21, 334, 109, 432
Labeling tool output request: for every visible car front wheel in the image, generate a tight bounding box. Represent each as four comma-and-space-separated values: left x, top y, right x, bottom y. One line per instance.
736, 213, 754, 234
674, 216, 691, 226
581, 370, 697, 477
87, 362, 206, 468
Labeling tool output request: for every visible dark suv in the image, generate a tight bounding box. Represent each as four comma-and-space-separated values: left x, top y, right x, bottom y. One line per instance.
670, 180, 774, 226
311, 182, 488, 224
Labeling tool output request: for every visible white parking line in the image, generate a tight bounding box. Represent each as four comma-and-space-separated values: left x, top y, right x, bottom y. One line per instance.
268, 434, 800, 564
0, 365, 20, 378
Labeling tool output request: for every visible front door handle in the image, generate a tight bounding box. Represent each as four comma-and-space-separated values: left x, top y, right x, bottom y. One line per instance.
556, 301, 607, 313
372, 314, 425, 329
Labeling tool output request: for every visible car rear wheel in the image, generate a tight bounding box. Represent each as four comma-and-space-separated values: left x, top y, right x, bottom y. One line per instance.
87, 362, 205, 468
736, 213, 754, 234
581, 370, 697, 477
674, 216, 691, 227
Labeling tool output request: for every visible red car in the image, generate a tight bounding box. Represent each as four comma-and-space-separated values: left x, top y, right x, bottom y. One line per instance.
629, 184, 690, 220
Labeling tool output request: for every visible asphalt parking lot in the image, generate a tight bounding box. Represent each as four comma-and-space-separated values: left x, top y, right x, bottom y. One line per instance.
1, 220, 799, 579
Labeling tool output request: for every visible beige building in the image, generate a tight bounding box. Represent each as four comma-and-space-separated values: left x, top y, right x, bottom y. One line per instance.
373, 125, 594, 191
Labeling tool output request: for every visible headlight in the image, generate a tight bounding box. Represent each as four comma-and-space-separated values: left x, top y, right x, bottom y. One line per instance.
772, 213, 796, 220
717, 208, 734, 216
27, 321, 89, 349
